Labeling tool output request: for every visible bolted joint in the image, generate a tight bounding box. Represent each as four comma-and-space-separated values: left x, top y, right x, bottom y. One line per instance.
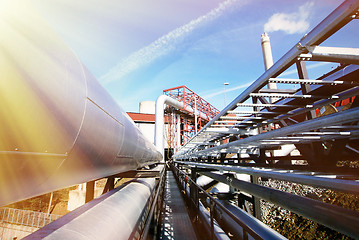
297, 53, 313, 61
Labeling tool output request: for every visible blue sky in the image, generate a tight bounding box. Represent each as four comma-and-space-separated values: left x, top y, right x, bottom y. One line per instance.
32, 0, 358, 112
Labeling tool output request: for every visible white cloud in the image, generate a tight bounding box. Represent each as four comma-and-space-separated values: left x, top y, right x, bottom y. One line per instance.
264, 2, 314, 34
99, 0, 241, 84
202, 81, 253, 99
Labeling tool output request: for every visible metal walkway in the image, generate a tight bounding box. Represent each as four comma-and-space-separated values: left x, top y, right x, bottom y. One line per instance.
160, 170, 197, 240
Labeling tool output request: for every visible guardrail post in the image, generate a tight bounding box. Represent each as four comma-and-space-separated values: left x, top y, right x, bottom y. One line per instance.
190, 167, 199, 215
250, 175, 262, 220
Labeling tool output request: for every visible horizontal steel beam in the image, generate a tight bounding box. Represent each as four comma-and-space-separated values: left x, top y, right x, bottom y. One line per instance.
249, 93, 338, 99
220, 116, 264, 120
176, 107, 359, 158
268, 78, 354, 85
175, 161, 359, 194
227, 110, 278, 115
304, 46, 359, 64
236, 103, 306, 108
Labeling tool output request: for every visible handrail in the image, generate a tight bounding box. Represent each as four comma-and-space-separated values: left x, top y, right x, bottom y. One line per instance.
169, 162, 285, 240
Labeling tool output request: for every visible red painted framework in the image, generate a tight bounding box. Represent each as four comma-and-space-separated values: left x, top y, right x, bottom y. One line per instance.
163, 86, 219, 150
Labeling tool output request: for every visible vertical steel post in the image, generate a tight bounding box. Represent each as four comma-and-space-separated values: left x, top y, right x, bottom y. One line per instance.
47, 192, 53, 215
194, 97, 198, 134
190, 167, 199, 214
251, 175, 262, 220
296, 61, 316, 120
85, 181, 95, 203
176, 114, 181, 152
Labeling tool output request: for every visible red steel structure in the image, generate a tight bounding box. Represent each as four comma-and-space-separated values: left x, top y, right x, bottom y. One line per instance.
163, 86, 219, 150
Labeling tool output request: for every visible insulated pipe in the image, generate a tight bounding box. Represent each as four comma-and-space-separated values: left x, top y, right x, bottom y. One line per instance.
155, 95, 208, 159
0, 1, 161, 206
25, 177, 157, 240
196, 175, 216, 187
272, 144, 295, 157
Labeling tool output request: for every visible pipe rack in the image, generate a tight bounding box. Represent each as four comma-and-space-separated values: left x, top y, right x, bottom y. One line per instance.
173, 0, 359, 161
172, 1, 359, 238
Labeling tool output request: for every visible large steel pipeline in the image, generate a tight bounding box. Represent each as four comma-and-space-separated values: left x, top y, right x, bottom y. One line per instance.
0, 1, 161, 206
154, 94, 209, 159
24, 166, 162, 240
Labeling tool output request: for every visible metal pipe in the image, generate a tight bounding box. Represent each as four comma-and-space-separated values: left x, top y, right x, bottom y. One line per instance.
198, 202, 230, 240
200, 171, 359, 239
25, 177, 157, 240
213, 200, 286, 240
305, 46, 359, 64
176, 161, 359, 194
196, 175, 216, 187
155, 95, 208, 159
0, 2, 161, 206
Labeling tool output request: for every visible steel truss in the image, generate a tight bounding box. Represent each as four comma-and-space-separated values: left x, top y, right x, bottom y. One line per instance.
172, 1, 359, 238
163, 85, 219, 149
173, 0, 359, 168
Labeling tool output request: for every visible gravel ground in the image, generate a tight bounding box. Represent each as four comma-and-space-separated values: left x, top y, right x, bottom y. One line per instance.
258, 178, 358, 239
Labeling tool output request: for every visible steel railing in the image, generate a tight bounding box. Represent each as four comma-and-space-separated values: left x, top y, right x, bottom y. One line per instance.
170, 163, 285, 240
0, 207, 62, 229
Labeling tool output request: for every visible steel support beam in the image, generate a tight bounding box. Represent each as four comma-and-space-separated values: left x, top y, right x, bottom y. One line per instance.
175, 161, 359, 194
301, 46, 359, 64
176, 107, 359, 159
